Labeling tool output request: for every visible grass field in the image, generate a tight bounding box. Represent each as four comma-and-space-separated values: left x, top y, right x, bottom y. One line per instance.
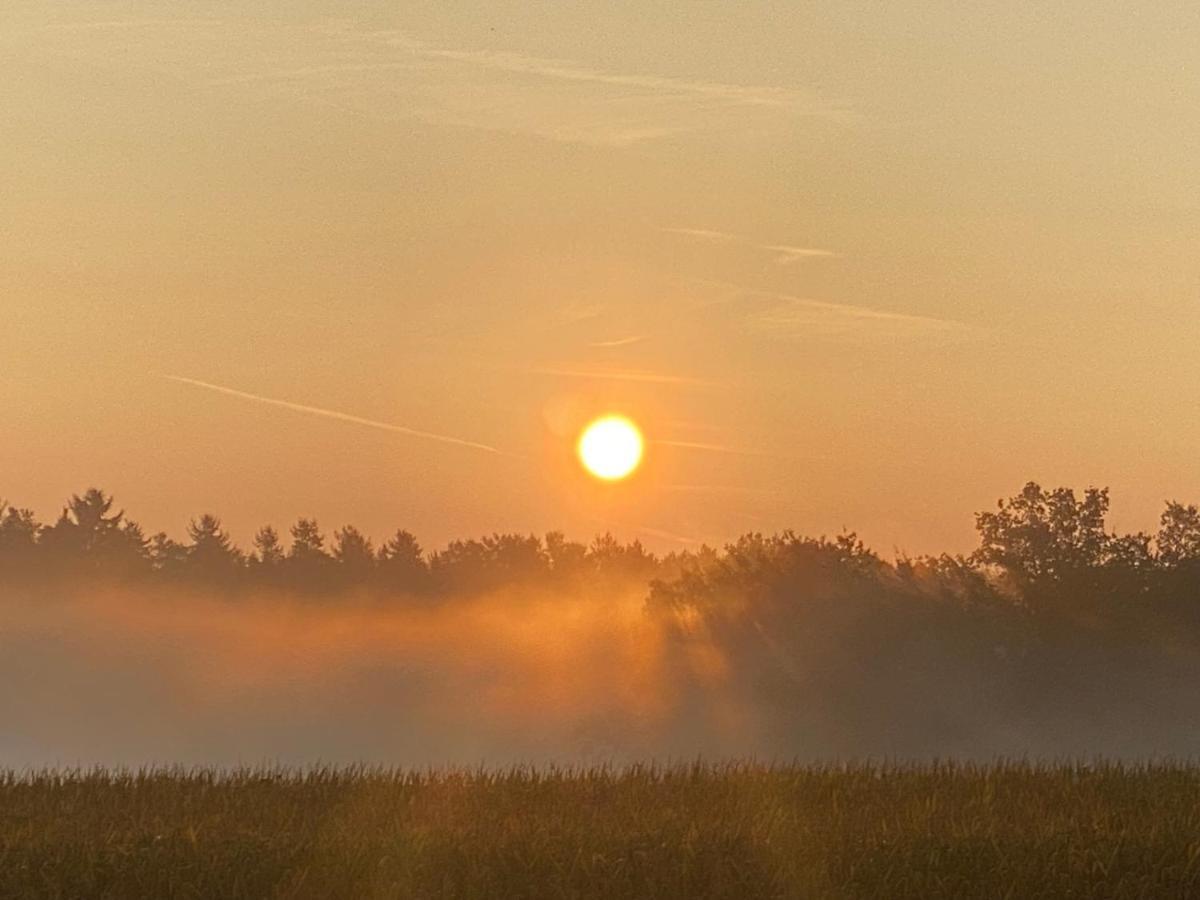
4, 762, 1200, 898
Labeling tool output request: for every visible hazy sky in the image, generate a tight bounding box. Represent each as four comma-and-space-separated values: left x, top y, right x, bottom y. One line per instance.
3, 1, 1198, 554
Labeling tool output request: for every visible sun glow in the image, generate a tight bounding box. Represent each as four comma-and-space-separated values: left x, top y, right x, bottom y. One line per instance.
578, 416, 644, 481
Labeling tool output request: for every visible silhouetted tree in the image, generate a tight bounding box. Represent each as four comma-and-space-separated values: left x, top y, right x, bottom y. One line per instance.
545, 531, 588, 581
485, 533, 548, 579
378, 529, 427, 594
972, 483, 1113, 597
39, 489, 148, 573
430, 538, 493, 592
289, 519, 326, 560
115, 520, 151, 572
185, 514, 243, 579
251, 526, 285, 567
0, 503, 40, 573
588, 532, 656, 581
1158, 502, 1200, 567
1153, 502, 1200, 628
148, 532, 188, 574
332, 525, 375, 582
426, 534, 543, 592
287, 518, 331, 590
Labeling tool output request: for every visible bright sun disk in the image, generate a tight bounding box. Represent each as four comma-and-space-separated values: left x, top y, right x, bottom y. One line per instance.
578, 416, 644, 481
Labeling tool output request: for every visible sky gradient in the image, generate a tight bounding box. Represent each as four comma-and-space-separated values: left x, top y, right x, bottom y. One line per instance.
3, 1, 1198, 553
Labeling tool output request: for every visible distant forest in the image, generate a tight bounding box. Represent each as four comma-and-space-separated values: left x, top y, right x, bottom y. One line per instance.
2, 483, 1199, 609
6, 482, 1200, 755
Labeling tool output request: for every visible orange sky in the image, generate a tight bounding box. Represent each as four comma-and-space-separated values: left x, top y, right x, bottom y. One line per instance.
3, 1, 1198, 554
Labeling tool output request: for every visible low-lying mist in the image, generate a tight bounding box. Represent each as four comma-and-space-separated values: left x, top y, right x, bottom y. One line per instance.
0, 581, 753, 768
4, 567, 1200, 768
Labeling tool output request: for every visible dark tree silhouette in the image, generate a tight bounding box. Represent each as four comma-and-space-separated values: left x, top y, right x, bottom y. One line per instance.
1158, 502, 1200, 567
148, 532, 188, 574
588, 532, 656, 581
430, 538, 495, 592
289, 519, 326, 561
2, 481, 1199, 643
377, 529, 427, 593
252, 526, 285, 567
0, 503, 39, 572
545, 531, 588, 581
186, 514, 243, 580
972, 483, 1113, 596
332, 526, 375, 582
37, 489, 148, 574
286, 518, 332, 590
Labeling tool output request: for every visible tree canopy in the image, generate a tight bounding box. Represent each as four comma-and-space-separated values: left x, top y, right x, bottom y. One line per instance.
0, 483, 1196, 616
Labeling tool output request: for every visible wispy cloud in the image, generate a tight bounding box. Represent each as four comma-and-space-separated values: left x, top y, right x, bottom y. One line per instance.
680, 278, 971, 338
764, 244, 838, 265
163, 375, 505, 455
204, 22, 848, 146
379, 36, 836, 113
662, 228, 838, 264
587, 335, 647, 349
652, 439, 777, 457
582, 515, 706, 547
20, 16, 848, 147
631, 524, 706, 546
528, 366, 712, 387
749, 294, 964, 334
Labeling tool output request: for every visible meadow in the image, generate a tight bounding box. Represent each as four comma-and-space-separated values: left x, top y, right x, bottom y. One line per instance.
4, 761, 1200, 899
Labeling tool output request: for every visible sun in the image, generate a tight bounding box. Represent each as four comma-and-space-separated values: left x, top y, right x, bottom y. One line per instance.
577, 415, 644, 481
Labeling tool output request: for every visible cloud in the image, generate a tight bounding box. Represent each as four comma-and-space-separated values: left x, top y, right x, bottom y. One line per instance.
652, 440, 777, 458
204, 22, 849, 147
631, 524, 706, 546
583, 517, 705, 546
385, 39, 835, 113
680, 278, 971, 338
764, 245, 838, 265
22, 16, 849, 148
19, 15, 849, 148
587, 335, 648, 348
750, 295, 964, 334
528, 366, 712, 387
163, 375, 506, 455
662, 228, 838, 264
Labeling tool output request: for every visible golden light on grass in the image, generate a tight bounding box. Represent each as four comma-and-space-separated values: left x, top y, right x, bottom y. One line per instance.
577, 415, 644, 481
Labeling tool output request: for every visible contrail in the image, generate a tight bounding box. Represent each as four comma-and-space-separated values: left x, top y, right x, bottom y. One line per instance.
632, 524, 706, 546
586, 515, 705, 547
163, 375, 504, 455
587, 335, 647, 348
529, 366, 712, 387
653, 439, 776, 457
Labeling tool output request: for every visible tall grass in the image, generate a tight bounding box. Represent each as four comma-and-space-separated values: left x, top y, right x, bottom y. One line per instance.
3, 761, 1200, 898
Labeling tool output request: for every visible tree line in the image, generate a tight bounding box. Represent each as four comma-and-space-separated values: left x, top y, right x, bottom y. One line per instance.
1, 482, 1198, 609
0, 488, 661, 595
